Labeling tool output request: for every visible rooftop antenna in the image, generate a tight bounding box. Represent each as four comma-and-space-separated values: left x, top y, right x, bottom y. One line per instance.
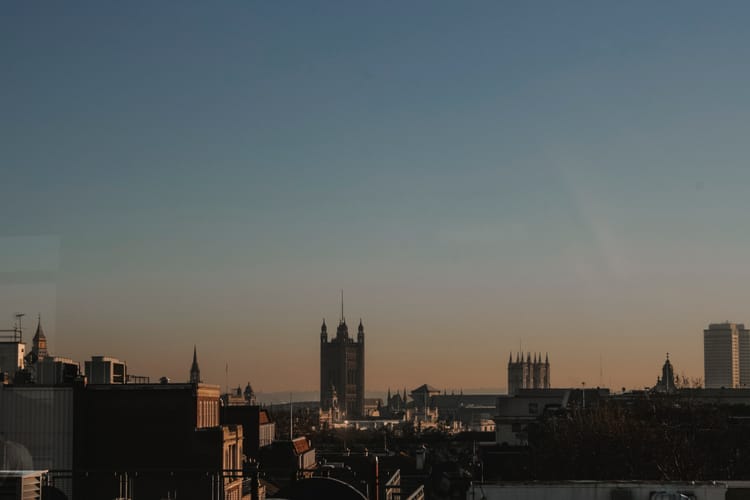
225, 362, 229, 396
14, 313, 25, 342
599, 353, 603, 387
290, 392, 294, 439
340, 289, 345, 323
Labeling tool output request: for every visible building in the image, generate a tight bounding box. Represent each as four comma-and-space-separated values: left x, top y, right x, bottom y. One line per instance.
258, 436, 317, 487
364, 397, 382, 417
507, 352, 550, 395
0, 385, 75, 497
653, 353, 677, 393
494, 389, 571, 446
320, 297, 365, 420
0, 471, 46, 500
37, 356, 80, 386
221, 382, 257, 406
704, 322, 750, 388
406, 384, 440, 428
469, 481, 727, 500
0, 327, 25, 383
429, 393, 499, 431
220, 399, 276, 459
73, 382, 243, 500
84, 355, 127, 384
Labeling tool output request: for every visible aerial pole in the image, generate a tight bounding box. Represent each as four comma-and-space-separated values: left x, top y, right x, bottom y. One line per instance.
290, 392, 293, 439
15, 312, 25, 342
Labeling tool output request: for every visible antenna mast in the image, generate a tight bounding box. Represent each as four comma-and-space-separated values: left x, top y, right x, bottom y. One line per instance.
15, 313, 25, 342
290, 392, 293, 439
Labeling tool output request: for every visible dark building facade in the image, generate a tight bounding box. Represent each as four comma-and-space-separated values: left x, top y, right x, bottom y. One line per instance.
73, 383, 243, 500
320, 304, 365, 419
221, 404, 275, 459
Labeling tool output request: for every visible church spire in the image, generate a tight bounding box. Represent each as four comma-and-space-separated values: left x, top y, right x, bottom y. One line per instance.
31, 313, 48, 362
33, 314, 46, 341
190, 345, 201, 384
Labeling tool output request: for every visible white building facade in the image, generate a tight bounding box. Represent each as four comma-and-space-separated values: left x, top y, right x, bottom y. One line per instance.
704, 322, 750, 388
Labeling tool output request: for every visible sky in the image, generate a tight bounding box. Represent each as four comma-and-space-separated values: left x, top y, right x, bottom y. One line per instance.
3, 2, 750, 394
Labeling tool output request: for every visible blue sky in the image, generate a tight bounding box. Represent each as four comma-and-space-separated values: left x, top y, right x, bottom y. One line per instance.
3, 2, 750, 391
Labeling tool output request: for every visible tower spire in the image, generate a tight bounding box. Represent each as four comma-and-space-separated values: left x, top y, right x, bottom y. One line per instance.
340, 289, 345, 324
190, 345, 201, 384
31, 313, 48, 362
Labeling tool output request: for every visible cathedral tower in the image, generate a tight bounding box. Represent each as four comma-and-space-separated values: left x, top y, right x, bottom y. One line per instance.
508, 351, 550, 395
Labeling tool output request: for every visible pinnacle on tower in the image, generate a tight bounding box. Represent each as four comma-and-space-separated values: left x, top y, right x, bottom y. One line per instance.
190, 345, 201, 384
31, 313, 48, 362
339, 289, 345, 324
33, 314, 46, 342
320, 318, 329, 343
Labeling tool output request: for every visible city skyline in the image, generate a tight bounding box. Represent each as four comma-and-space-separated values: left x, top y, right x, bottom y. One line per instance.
5, 2, 750, 391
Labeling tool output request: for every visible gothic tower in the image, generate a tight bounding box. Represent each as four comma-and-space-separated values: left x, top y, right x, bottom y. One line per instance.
31, 314, 48, 363
508, 351, 551, 395
319, 292, 365, 419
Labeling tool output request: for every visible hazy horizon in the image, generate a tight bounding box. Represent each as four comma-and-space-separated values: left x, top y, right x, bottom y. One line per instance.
4, 2, 750, 392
